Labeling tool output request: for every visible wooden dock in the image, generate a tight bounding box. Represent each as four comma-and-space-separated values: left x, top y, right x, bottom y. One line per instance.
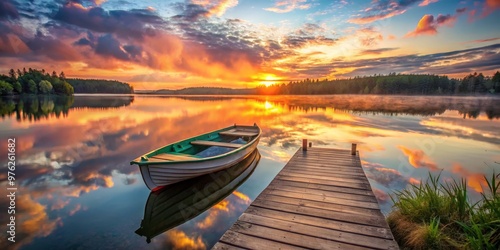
213, 146, 398, 249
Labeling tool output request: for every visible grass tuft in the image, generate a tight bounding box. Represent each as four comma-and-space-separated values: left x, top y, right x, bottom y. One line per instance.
388, 172, 499, 249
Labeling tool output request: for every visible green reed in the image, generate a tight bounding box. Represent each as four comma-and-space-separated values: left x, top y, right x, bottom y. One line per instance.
387, 173, 499, 249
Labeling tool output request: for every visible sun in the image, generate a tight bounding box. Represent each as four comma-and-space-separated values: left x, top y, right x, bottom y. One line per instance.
259, 74, 280, 87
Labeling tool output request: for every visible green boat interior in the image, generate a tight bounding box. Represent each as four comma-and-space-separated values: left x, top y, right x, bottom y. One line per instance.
139, 126, 259, 162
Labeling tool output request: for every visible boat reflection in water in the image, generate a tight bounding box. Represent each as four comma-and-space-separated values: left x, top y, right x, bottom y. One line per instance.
135, 149, 261, 243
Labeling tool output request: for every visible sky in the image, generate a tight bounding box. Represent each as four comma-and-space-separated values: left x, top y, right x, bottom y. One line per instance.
0, 0, 499, 90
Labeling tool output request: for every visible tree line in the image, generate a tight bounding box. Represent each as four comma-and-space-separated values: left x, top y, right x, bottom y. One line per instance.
0, 68, 134, 96
0, 68, 74, 96
67, 79, 134, 94
256, 72, 500, 95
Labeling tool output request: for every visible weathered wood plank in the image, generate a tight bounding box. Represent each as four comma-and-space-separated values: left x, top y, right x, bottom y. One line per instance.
231, 220, 369, 250
239, 213, 398, 249
286, 163, 366, 173
280, 169, 368, 184
149, 153, 197, 161
218, 230, 302, 249
282, 168, 368, 179
245, 206, 394, 239
269, 179, 376, 197
278, 172, 371, 186
212, 147, 397, 249
292, 157, 361, 164
266, 182, 378, 202
276, 175, 372, 190
262, 188, 380, 209
219, 131, 259, 137
288, 160, 363, 168
256, 193, 383, 218
211, 242, 246, 250
251, 199, 387, 227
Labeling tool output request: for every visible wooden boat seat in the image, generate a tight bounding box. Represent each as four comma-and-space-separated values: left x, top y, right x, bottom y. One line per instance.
150, 153, 198, 161
190, 140, 244, 148
219, 130, 258, 137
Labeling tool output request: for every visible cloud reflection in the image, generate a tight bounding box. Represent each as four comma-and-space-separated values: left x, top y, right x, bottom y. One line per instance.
452, 163, 488, 193
397, 145, 439, 171
363, 160, 418, 190
162, 229, 206, 250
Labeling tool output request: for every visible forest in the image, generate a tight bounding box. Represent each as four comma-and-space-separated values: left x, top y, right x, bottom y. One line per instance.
67, 79, 134, 94
0, 68, 74, 95
0, 68, 134, 95
150, 72, 500, 96
256, 72, 500, 95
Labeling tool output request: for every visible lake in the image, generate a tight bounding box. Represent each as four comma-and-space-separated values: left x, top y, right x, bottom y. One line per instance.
1, 95, 499, 249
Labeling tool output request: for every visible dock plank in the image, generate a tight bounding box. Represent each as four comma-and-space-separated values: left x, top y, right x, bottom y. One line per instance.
239, 213, 398, 249
212, 147, 397, 249
266, 182, 378, 202
262, 188, 380, 210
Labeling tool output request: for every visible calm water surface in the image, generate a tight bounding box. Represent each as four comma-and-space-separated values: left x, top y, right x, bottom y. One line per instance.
1, 95, 499, 249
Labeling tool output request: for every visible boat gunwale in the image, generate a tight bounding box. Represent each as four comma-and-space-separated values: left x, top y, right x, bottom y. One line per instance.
130, 124, 261, 166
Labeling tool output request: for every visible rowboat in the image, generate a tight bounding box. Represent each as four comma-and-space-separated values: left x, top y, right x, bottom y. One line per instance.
130, 124, 261, 190
135, 149, 260, 243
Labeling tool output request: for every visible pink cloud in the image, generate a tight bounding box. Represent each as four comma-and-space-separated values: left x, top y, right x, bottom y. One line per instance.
467, 0, 500, 21
468, 9, 477, 22
264, 0, 311, 13
464, 37, 500, 43
405, 14, 456, 37
481, 0, 500, 17
348, 9, 406, 24
419, 0, 438, 7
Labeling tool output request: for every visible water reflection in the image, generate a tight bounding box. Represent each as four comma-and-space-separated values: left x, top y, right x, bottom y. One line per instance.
0, 95, 498, 249
136, 150, 260, 243
0, 95, 134, 122
165, 95, 500, 119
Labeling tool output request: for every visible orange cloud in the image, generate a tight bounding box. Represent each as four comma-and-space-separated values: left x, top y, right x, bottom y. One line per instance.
191, 0, 238, 17
409, 177, 421, 185
419, 0, 438, 6
451, 163, 488, 193
359, 143, 385, 152
397, 145, 439, 171
405, 14, 456, 37
164, 230, 206, 250
348, 9, 406, 24
94, 0, 107, 5
138, 33, 259, 82
196, 200, 230, 229
232, 191, 251, 203
6, 194, 62, 249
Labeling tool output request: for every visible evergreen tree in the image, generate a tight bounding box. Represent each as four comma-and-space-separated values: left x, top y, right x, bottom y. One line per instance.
492, 71, 500, 93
